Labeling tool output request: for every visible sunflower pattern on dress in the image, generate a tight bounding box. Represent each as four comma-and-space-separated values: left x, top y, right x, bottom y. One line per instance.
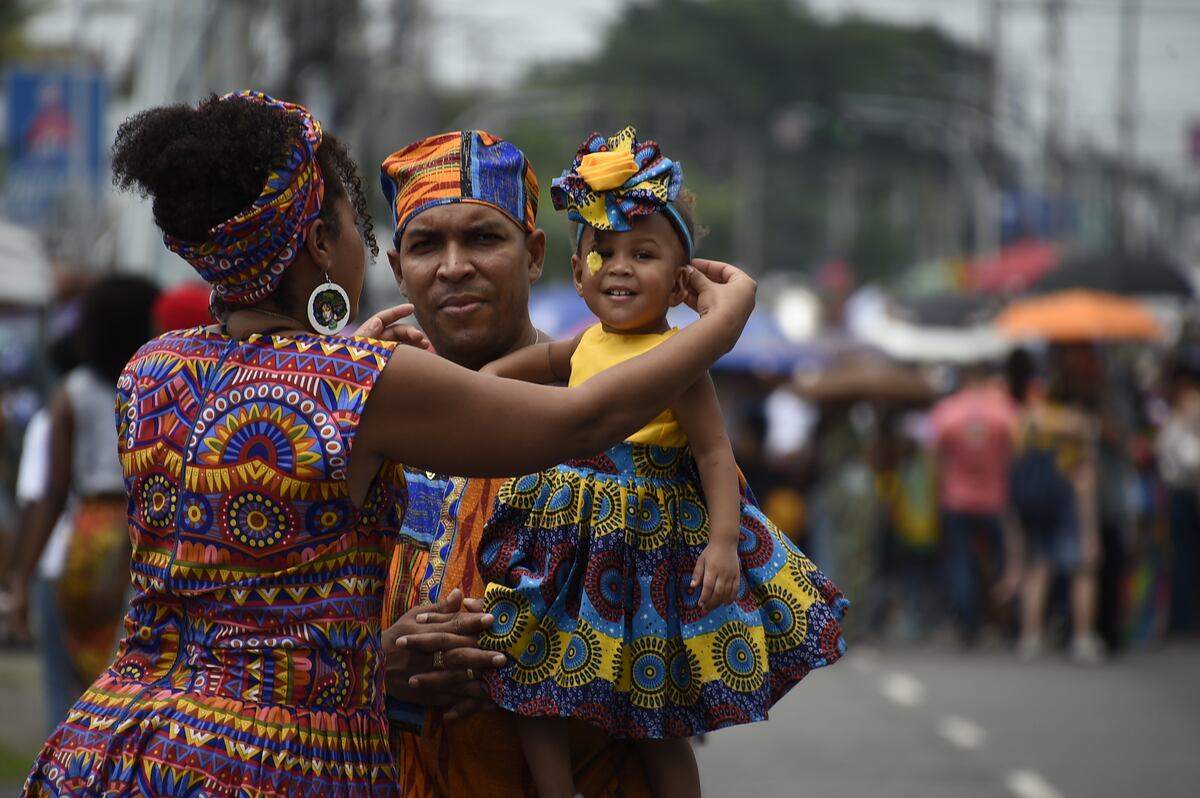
23, 328, 405, 798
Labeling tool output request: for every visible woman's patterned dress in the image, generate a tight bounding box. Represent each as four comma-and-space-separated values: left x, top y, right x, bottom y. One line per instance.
24, 328, 405, 798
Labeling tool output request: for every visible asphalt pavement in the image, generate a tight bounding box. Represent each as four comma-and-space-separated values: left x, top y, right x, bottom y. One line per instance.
695, 640, 1200, 797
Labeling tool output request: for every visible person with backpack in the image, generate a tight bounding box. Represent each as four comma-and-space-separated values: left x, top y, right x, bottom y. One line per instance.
1009, 358, 1104, 664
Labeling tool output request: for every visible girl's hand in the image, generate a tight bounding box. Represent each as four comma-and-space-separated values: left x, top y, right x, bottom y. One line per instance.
355, 303, 432, 350
683, 259, 756, 345
691, 539, 741, 613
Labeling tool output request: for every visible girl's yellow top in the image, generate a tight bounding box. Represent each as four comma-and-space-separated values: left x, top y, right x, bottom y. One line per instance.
569, 323, 688, 447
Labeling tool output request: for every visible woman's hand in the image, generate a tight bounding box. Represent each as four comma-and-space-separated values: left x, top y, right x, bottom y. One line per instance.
692, 539, 741, 613
683, 259, 756, 343
381, 588, 505, 720
355, 303, 432, 350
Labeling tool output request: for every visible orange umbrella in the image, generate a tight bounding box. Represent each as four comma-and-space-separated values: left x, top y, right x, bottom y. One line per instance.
996, 289, 1162, 342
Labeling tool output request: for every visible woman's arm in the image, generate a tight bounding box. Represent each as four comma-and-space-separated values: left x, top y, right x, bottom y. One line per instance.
351, 261, 754, 495
672, 372, 742, 612
479, 331, 583, 383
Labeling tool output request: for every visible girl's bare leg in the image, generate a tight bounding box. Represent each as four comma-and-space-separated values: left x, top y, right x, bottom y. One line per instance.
637, 737, 701, 798
517, 715, 576, 798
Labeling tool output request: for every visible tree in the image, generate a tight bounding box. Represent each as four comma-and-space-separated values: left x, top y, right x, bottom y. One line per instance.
503, 0, 993, 281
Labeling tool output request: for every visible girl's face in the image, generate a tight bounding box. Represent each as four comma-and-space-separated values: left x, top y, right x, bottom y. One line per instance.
572, 211, 688, 335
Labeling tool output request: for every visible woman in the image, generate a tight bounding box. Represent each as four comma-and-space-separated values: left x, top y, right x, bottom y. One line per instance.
22, 91, 754, 797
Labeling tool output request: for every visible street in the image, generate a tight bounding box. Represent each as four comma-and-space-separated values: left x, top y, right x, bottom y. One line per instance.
3, 641, 1198, 795
696, 641, 1200, 797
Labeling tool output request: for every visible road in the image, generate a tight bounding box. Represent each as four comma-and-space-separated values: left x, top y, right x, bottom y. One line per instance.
3, 641, 1198, 795
695, 641, 1200, 798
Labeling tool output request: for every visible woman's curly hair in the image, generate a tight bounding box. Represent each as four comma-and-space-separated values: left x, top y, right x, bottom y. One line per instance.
111, 93, 377, 259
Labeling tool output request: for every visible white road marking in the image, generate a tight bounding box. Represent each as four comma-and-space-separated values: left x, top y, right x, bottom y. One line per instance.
936, 714, 987, 750
1006, 769, 1065, 798
878, 671, 925, 707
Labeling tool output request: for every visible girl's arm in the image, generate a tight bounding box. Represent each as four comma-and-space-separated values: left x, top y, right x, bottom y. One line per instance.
349, 260, 755, 505
479, 331, 583, 384
672, 372, 742, 613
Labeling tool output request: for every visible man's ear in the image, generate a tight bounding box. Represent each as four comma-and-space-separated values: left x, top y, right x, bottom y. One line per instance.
386, 249, 406, 296
571, 254, 585, 296
667, 265, 688, 307
525, 228, 546, 283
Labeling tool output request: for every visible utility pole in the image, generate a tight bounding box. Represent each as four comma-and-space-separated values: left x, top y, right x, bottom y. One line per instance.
975, 0, 1006, 257
1043, 0, 1067, 196
1115, 0, 1141, 253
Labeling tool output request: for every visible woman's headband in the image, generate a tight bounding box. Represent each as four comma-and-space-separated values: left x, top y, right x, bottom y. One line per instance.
162, 90, 325, 307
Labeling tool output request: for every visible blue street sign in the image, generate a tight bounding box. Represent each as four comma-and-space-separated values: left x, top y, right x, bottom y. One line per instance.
4, 67, 107, 226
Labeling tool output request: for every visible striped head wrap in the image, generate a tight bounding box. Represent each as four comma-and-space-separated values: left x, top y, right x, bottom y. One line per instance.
162, 90, 325, 307
551, 126, 692, 259
380, 130, 538, 248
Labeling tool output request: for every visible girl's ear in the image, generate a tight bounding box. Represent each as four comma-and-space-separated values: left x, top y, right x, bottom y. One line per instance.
667, 264, 688, 307
571, 254, 585, 296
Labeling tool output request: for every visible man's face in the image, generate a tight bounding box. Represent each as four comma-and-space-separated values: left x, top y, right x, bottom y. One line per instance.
389, 203, 545, 370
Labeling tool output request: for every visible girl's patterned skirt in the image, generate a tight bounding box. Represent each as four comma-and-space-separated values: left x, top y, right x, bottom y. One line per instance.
478, 441, 848, 739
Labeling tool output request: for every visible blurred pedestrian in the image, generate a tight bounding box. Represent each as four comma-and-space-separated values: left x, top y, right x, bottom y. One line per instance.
930, 363, 1018, 647
874, 412, 940, 640
7, 318, 85, 734
1156, 353, 1200, 634
9, 274, 159, 688
1009, 351, 1104, 664
20, 91, 754, 797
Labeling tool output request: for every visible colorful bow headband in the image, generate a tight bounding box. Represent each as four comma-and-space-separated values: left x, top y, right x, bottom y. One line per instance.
163, 90, 325, 306
550, 126, 692, 259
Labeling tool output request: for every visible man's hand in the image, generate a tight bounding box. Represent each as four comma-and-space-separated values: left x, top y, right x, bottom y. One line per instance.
691, 539, 740, 613
382, 588, 506, 720
355, 303, 432, 350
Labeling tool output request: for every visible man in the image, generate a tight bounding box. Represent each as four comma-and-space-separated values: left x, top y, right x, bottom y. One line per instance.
929, 362, 1019, 646
371, 130, 651, 797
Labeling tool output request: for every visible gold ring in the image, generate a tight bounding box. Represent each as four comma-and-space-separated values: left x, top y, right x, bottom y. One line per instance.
432, 650, 446, 670
466, 668, 476, 681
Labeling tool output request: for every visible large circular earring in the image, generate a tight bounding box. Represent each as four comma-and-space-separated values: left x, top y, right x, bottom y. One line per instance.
306, 274, 350, 335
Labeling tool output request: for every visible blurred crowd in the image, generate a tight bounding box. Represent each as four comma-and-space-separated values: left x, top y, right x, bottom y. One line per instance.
719, 336, 1200, 663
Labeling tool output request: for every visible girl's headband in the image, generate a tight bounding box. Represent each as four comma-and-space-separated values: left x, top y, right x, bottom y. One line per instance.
551, 126, 693, 260
163, 90, 325, 307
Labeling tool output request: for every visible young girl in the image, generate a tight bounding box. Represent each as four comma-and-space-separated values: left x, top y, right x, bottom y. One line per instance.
477, 127, 848, 798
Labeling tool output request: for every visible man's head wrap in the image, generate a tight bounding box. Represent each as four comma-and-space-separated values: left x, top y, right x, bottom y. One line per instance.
380, 130, 539, 248
162, 90, 325, 307
551, 126, 692, 259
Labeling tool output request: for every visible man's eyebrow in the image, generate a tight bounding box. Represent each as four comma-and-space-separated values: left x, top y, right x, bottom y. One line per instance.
467, 220, 510, 235
403, 226, 440, 241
